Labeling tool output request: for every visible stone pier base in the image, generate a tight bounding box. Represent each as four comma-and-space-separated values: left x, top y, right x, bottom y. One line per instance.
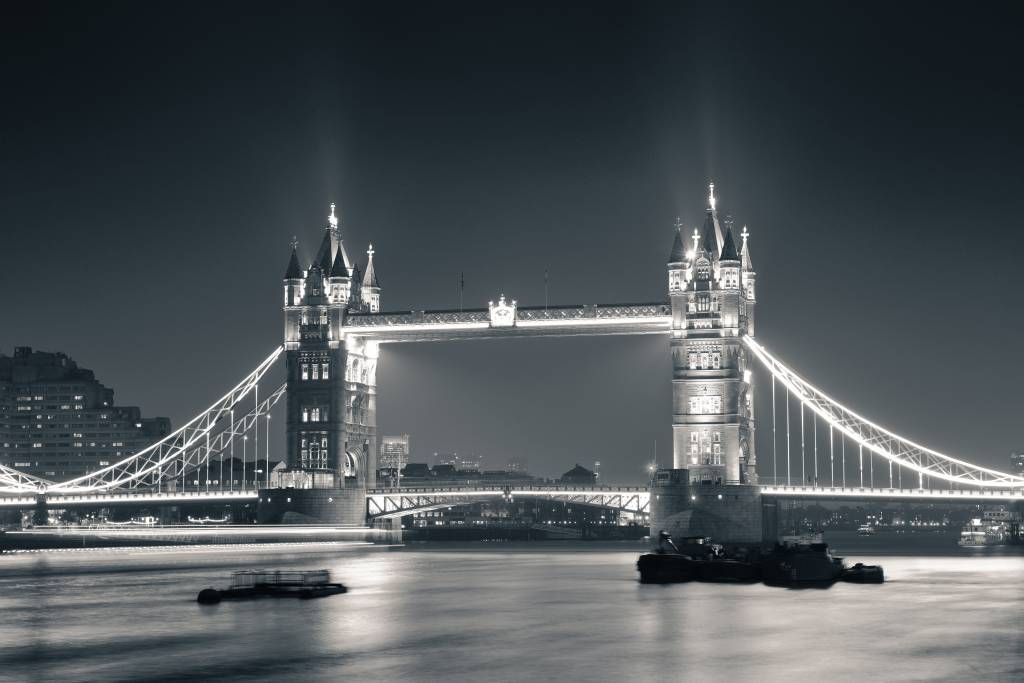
256, 487, 366, 525
650, 469, 771, 546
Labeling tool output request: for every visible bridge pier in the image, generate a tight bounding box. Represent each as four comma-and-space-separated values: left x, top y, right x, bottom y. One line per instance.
32, 496, 48, 527
256, 487, 366, 525
650, 469, 768, 546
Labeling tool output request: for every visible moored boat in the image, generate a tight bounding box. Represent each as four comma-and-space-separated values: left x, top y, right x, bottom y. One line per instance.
761, 537, 845, 586
636, 533, 715, 583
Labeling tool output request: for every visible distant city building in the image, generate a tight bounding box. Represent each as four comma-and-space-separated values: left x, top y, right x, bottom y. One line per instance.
0, 347, 171, 480
1011, 451, 1024, 476
506, 458, 529, 473
560, 464, 597, 485
379, 434, 410, 471
434, 452, 481, 472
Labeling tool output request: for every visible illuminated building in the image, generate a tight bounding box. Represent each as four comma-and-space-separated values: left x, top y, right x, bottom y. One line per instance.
281, 204, 381, 487
379, 434, 410, 471
0, 347, 170, 480
1011, 452, 1024, 477
668, 183, 758, 484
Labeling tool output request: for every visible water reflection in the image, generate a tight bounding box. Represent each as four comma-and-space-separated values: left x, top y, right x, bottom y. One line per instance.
0, 539, 1021, 682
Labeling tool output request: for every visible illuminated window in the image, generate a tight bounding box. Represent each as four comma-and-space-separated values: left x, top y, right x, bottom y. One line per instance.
311, 364, 320, 380
697, 294, 710, 312
321, 363, 329, 380
690, 432, 698, 443
700, 353, 709, 369
301, 364, 309, 381
688, 353, 697, 369
712, 353, 721, 369
320, 312, 328, 325
689, 396, 721, 415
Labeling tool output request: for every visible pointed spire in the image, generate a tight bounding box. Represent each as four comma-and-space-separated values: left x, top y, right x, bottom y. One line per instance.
330, 243, 350, 278
284, 241, 302, 279
740, 225, 754, 270
705, 181, 724, 255
363, 244, 380, 287
719, 226, 739, 262
328, 203, 339, 232
700, 210, 718, 258
668, 218, 686, 263
313, 225, 333, 272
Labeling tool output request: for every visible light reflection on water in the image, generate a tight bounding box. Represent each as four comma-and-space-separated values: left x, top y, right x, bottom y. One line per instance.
0, 537, 1021, 682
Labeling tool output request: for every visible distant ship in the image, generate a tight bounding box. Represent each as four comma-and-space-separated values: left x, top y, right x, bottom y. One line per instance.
856, 524, 875, 536
958, 517, 1007, 547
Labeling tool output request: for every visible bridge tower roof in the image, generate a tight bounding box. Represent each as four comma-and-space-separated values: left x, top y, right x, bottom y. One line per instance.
719, 225, 739, 262
668, 220, 687, 263
284, 245, 302, 279
362, 244, 380, 287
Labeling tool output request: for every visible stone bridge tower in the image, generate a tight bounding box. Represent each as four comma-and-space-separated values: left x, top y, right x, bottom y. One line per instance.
668, 184, 757, 485
261, 204, 380, 524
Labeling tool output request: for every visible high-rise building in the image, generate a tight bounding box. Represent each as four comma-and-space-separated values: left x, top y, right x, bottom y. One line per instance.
1011, 451, 1024, 476
379, 434, 410, 471
0, 347, 171, 480
668, 183, 757, 485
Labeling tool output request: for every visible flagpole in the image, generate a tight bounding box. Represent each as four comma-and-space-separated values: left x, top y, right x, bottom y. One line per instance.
544, 268, 549, 310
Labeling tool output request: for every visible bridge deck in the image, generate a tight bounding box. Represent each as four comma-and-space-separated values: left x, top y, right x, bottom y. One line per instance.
343, 303, 671, 342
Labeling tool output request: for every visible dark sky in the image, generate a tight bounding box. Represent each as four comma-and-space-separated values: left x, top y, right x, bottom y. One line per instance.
2, 2, 1022, 483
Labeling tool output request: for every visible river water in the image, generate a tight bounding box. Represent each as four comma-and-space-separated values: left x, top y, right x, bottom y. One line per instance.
1, 535, 1021, 682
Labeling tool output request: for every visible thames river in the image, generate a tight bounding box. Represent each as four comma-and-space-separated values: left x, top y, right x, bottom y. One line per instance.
1, 536, 1021, 682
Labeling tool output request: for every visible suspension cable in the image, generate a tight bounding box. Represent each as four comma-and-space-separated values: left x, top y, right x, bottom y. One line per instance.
785, 385, 791, 486
772, 374, 777, 484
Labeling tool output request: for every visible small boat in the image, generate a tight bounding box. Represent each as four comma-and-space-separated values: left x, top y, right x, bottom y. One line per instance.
636, 533, 715, 583
197, 570, 347, 604
856, 524, 875, 536
761, 537, 845, 586
840, 562, 885, 584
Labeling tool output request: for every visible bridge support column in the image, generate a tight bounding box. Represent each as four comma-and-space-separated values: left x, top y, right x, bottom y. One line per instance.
650, 469, 766, 546
33, 496, 48, 527
256, 487, 366, 525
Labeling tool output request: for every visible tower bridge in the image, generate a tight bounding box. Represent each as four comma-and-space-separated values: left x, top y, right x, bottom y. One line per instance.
2, 186, 1021, 540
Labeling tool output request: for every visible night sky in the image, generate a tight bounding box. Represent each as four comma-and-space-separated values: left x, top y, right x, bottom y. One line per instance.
2, 2, 1022, 482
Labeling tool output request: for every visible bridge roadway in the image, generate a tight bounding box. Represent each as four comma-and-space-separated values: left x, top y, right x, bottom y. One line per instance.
1, 484, 1021, 512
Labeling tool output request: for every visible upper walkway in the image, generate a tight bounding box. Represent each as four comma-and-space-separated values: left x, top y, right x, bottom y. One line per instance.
342, 302, 671, 342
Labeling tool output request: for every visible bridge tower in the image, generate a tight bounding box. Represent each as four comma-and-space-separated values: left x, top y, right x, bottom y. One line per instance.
263, 204, 380, 523
668, 184, 757, 485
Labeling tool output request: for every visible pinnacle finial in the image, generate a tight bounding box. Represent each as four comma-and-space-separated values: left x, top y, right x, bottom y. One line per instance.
691, 228, 700, 251
708, 182, 716, 212
674, 216, 683, 231
329, 203, 338, 230
367, 243, 375, 259
741, 225, 749, 242
290, 235, 298, 251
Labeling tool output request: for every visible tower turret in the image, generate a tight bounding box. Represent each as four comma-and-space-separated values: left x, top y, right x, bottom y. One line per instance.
283, 240, 303, 307
361, 244, 381, 313
740, 225, 756, 335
